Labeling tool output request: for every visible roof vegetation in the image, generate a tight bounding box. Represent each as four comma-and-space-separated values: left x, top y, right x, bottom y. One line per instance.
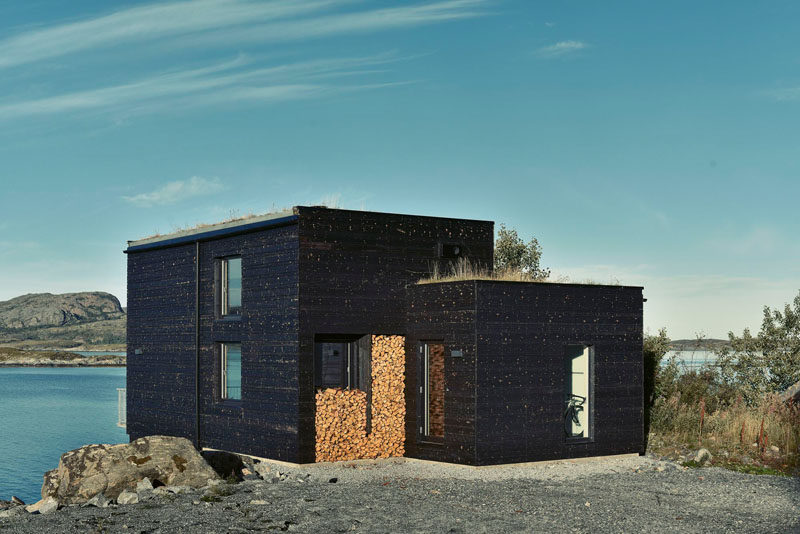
138, 206, 294, 241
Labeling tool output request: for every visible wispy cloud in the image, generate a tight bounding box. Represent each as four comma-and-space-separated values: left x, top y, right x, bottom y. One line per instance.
123, 177, 225, 207
0, 0, 335, 70
0, 54, 410, 120
0, 0, 487, 70
764, 87, 800, 102
534, 40, 588, 59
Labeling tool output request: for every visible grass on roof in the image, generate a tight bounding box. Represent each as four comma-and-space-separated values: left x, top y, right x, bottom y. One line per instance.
417, 259, 620, 286
139, 206, 293, 241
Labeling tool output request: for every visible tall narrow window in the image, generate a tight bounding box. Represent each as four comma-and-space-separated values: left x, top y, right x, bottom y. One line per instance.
221, 343, 242, 400
565, 345, 592, 439
420, 342, 445, 440
220, 257, 242, 316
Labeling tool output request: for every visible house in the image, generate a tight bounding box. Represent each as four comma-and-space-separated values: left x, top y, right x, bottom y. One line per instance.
125, 206, 644, 465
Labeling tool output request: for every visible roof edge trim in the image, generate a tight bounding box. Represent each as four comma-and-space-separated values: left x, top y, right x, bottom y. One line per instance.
125, 214, 298, 253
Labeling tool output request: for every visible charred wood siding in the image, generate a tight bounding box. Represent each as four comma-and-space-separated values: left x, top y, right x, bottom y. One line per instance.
196, 225, 299, 461
126, 223, 300, 461
127, 244, 197, 442
405, 281, 643, 466
405, 282, 478, 464
475, 282, 643, 465
297, 208, 493, 463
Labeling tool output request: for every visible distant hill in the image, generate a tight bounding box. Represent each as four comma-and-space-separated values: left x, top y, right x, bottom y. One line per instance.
0, 292, 125, 350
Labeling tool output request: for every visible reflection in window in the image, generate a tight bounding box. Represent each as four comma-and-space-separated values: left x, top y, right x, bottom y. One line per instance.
221, 343, 242, 400
422, 342, 445, 439
565, 345, 591, 439
313, 336, 370, 392
221, 257, 242, 316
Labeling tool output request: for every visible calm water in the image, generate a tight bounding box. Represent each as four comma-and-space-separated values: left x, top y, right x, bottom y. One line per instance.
664, 350, 718, 371
0, 367, 127, 503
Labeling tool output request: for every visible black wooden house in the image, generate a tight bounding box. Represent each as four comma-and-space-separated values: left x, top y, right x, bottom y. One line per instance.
125, 206, 644, 465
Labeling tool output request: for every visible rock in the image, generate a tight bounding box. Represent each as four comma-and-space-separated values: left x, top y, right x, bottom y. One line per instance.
202, 450, 245, 481
117, 490, 139, 505
136, 477, 154, 492
0, 292, 124, 329
26, 497, 58, 515
83, 493, 111, 508
164, 485, 192, 495
0, 507, 26, 519
770, 445, 780, 453
241, 468, 260, 481
253, 462, 272, 479
41, 435, 220, 505
249, 500, 269, 505
694, 449, 712, 465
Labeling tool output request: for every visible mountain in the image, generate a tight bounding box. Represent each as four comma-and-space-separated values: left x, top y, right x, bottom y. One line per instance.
0, 292, 125, 350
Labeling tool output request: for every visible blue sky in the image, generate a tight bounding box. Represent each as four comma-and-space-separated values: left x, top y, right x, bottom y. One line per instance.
1, 0, 799, 339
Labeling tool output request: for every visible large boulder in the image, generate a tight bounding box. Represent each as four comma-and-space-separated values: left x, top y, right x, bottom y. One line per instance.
41, 436, 219, 504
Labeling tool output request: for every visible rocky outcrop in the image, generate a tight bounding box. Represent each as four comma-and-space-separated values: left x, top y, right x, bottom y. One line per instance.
0, 292, 124, 330
40, 436, 219, 505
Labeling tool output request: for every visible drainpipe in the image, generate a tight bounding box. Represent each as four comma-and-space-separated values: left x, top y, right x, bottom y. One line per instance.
195, 240, 201, 450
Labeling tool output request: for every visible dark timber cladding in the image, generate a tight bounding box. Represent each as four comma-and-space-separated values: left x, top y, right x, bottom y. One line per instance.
126, 207, 494, 463
406, 280, 644, 466
296, 206, 494, 463
126, 216, 301, 461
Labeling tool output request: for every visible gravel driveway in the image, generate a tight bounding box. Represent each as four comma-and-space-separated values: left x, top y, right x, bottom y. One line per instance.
2, 455, 798, 533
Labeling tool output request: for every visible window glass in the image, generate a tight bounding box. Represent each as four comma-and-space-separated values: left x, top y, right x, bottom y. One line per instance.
224, 257, 242, 315
222, 343, 242, 400
318, 342, 347, 389
565, 345, 590, 438
313, 336, 370, 391
421, 342, 445, 439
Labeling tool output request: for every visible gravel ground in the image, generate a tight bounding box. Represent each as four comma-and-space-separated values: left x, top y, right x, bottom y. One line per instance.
2, 455, 798, 533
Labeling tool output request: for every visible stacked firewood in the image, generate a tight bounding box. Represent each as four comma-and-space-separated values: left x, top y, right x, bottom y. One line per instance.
314, 388, 368, 462
367, 335, 406, 458
314, 335, 406, 462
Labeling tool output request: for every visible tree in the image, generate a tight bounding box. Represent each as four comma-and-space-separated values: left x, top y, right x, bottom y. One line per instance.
493, 224, 550, 280
643, 328, 671, 444
716, 290, 800, 403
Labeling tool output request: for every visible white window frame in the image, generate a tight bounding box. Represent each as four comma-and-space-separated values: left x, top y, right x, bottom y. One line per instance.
220, 256, 242, 316
220, 342, 242, 400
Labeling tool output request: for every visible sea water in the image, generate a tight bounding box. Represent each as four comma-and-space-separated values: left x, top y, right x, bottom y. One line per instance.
0, 367, 127, 504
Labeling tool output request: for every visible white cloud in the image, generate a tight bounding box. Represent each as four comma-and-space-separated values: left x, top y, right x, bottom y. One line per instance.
764, 87, 800, 102
123, 177, 225, 207
534, 40, 588, 59
0, 0, 336, 70
0, 54, 409, 120
0, 0, 487, 70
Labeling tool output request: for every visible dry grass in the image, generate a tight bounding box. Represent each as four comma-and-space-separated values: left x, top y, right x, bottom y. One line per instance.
417, 259, 545, 284
650, 394, 800, 475
417, 258, 619, 285
140, 206, 293, 241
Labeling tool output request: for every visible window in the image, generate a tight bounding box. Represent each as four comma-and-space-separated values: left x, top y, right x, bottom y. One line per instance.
314, 335, 370, 391
439, 242, 464, 259
220, 256, 242, 316
419, 342, 445, 440
565, 345, 592, 439
221, 343, 242, 400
